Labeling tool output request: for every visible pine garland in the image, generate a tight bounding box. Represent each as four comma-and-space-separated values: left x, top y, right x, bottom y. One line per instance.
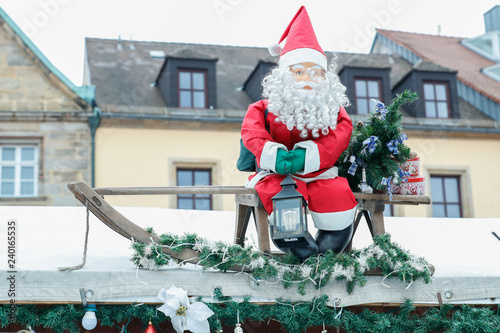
131, 231, 431, 295
338, 90, 418, 193
2, 299, 500, 333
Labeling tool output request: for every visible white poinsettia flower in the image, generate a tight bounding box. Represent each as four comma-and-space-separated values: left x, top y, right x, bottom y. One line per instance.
157, 284, 214, 333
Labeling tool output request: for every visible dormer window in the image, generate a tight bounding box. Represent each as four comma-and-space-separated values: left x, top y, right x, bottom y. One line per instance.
354, 78, 382, 114
338, 66, 391, 116
243, 61, 275, 103
156, 50, 217, 109
392, 68, 459, 119
179, 69, 207, 108
423, 81, 450, 118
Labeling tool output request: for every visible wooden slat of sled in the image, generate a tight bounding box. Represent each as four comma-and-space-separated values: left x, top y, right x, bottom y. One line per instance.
355, 192, 431, 205
93, 185, 255, 196
92, 184, 431, 204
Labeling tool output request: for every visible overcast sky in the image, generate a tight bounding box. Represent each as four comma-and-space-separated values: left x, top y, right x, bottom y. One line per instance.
0, 0, 498, 85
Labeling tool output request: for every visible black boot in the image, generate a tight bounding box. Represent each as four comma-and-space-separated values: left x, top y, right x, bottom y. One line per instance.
270, 228, 318, 260
315, 224, 354, 254
288, 232, 319, 260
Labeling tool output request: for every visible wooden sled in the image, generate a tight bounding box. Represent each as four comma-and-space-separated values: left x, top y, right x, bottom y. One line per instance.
67, 181, 434, 275
68, 181, 205, 266
68, 181, 266, 272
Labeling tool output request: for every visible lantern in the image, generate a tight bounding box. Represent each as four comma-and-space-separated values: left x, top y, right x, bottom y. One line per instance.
270, 174, 310, 248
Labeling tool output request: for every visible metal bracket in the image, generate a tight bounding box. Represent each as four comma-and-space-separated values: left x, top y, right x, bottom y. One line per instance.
80, 288, 94, 307
437, 292, 443, 306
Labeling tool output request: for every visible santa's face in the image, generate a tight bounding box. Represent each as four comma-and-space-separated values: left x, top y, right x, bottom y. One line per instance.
262, 61, 349, 138
289, 62, 326, 90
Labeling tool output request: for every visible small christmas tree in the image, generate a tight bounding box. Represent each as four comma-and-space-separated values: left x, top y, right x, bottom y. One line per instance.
338, 90, 418, 195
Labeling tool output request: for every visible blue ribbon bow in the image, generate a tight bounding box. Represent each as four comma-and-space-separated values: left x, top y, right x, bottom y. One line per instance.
386, 133, 408, 154
398, 168, 410, 181
381, 176, 391, 186
362, 136, 379, 155
373, 100, 389, 120
381, 176, 394, 201
347, 156, 358, 176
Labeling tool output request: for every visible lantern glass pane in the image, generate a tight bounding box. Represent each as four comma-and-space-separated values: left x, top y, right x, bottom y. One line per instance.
275, 197, 303, 232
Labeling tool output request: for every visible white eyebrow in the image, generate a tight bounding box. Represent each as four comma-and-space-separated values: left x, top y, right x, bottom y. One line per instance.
291, 64, 305, 70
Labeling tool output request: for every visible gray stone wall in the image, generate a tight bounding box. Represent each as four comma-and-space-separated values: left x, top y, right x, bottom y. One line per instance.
41, 122, 91, 205
0, 121, 91, 206
0, 29, 85, 112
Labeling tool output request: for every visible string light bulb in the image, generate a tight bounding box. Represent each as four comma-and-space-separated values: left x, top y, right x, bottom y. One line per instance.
81, 304, 98, 330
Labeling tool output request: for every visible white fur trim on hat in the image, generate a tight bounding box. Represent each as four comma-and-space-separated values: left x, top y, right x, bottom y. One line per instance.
279, 48, 327, 70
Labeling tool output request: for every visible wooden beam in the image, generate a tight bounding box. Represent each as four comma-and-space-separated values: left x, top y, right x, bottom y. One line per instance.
94, 186, 256, 196
355, 193, 431, 205
93, 185, 430, 206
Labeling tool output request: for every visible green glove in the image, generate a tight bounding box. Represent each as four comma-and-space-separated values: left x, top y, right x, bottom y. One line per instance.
275, 149, 292, 175
290, 148, 306, 174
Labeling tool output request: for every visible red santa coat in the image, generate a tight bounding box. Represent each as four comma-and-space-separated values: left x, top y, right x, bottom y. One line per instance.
241, 99, 357, 231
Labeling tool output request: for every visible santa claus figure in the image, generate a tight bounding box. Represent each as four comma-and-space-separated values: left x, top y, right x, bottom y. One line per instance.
241, 6, 358, 259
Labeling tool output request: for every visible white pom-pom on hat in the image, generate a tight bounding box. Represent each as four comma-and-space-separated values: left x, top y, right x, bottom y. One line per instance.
268, 43, 282, 57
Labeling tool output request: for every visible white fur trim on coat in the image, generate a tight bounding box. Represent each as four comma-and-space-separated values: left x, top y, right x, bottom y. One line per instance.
310, 206, 357, 231
293, 140, 320, 174
260, 141, 287, 171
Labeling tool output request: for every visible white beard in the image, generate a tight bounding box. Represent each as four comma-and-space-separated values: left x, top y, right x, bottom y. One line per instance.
262, 63, 350, 138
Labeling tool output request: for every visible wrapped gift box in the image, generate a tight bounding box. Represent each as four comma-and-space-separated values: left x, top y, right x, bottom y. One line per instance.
400, 176, 425, 195
401, 157, 420, 177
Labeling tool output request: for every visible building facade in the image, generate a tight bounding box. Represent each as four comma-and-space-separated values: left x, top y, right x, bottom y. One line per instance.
0, 8, 95, 206
2, 6, 499, 218
369, 7, 500, 217
84, 13, 500, 218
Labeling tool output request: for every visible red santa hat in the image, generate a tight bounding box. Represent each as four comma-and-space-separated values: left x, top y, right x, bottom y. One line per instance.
269, 6, 327, 70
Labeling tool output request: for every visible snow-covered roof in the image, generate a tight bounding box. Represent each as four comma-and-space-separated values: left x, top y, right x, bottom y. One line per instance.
1, 206, 499, 307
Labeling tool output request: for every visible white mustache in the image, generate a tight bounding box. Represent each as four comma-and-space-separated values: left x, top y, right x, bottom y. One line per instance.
292, 80, 325, 89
